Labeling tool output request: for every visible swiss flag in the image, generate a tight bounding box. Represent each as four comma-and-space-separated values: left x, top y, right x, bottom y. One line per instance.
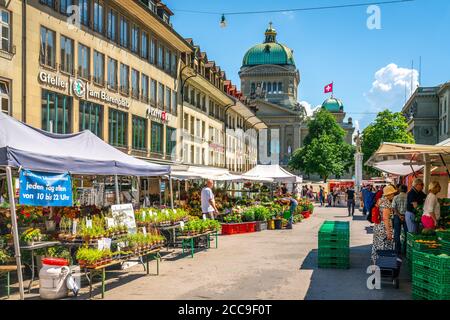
324, 83, 333, 94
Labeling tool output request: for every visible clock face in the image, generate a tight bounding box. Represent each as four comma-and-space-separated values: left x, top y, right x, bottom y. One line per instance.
72, 79, 86, 98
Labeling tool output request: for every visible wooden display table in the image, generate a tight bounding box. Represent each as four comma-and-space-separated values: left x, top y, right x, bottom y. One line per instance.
0, 265, 25, 299
177, 230, 218, 258
83, 248, 161, 299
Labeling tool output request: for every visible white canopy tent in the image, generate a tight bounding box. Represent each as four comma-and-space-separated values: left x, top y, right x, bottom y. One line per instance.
242, 164, 300, 183
0, 112, 171, 299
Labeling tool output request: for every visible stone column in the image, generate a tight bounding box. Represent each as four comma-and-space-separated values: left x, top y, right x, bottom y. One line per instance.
354, 152, 363, 208
280, 124, 286, 164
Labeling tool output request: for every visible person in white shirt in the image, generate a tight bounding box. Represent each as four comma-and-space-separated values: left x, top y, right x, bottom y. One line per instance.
201, 180, 219, 220
421, 181, 441, 229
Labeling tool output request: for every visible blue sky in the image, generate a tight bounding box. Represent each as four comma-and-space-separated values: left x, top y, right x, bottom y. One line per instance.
165, 0, 450, 130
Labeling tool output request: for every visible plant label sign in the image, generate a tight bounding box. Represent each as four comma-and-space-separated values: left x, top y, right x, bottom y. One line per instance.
111, 203, 137, 234
180, 221, 185, 230
97, 239, 104, 250
104, 238, 112, 250
106, 218, 115, 229
19, 170, 73, 207
142, 227, 147, 235
72, 220, 77, 235
86, 219, 92, 229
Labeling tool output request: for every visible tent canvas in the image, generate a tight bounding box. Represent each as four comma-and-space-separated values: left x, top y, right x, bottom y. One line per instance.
242, 164, 299, 183
0, 112, 170, 176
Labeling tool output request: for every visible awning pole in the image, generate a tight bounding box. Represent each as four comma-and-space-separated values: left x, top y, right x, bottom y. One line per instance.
439, 154, 450, 179
169, 175, 174, 209
424, 154, 431, 193
159, 178, 162, 206
6, 166, 25, 300
114, 175, 120, 204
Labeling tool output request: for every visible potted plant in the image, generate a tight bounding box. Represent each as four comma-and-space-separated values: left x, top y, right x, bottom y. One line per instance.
0, 248, 12, 265
20, 228, 42, 246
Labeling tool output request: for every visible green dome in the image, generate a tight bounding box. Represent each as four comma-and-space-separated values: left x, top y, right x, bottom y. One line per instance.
322, 97, 344, 113
242, 23, 295, 67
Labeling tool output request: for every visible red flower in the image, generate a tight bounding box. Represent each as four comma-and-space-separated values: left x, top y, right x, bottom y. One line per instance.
25, 213, 31, 218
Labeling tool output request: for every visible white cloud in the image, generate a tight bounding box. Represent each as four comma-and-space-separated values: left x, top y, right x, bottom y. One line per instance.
280, 11, 295, 20
300, 101, 321, 116
365, 63, 419, 112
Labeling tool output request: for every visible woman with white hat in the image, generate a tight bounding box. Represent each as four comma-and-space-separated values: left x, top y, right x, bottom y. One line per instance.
371, 185, 397, 263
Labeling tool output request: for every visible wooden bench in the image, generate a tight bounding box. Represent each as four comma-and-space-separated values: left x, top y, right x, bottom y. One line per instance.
0, 265, 24, 299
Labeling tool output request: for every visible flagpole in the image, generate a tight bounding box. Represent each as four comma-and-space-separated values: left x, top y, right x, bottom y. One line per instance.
331, 81, 334, 98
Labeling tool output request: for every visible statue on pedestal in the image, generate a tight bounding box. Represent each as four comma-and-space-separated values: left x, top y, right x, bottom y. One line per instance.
354, 130, 362, 153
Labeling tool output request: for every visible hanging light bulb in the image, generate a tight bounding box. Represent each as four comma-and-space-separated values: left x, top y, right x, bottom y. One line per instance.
220, 14, 227, 28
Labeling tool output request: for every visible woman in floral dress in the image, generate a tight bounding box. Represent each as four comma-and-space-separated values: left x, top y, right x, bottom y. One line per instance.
371, 185, 397, 263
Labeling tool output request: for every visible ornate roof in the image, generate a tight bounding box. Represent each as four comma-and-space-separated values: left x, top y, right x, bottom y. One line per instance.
242, 23, 295, 67
322, 97, 344, 113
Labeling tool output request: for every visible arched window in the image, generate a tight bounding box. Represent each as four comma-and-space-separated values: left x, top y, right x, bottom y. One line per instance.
251, 82, 256, 94
262, 82, 267, 92
267, 82, 272, 93
273, 82, 277, 93
278, 82, 283, 93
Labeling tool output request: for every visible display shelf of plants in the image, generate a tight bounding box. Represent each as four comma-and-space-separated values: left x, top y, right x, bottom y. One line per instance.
134, 208, 190, 229
178, 218, 221, 237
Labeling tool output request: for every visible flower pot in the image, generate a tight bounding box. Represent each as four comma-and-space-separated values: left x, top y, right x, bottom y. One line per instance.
267, 220, 275, 230
274, 219, 283, 230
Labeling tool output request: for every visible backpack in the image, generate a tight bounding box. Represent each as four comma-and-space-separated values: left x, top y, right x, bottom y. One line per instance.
371, 199, 382, 224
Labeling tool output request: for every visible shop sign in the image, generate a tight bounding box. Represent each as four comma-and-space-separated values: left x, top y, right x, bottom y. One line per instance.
146, 107, 169, 123
111, 203, 137, 234
38, 71, 130, 109
160, 182, 166, 193
19, 170, 73, 207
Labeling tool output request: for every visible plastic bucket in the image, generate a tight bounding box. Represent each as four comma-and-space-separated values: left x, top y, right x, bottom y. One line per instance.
274, 219, 283, 230
267, 220, 275, 230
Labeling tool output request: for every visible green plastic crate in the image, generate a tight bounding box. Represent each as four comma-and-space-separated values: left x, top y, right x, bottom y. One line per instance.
413, 277, 450, 296
318, 248, 349, 258
412, 249, 450, 272
406, 233, 437, 247
318, 262, 350, 269
413, 263, 450, 285
318, 239, 350, 249
436, 230, 450, 241
318, 256, 349, 264
440, 239, 450, 255
412, 285, 450, 300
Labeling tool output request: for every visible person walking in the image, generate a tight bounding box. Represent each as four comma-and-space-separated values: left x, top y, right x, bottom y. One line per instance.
332, 188, 338, 207
201, 179, 219, 220
406, 178, 426, 233
422, 181, 441, 229
346, 186, 356, 216
292, 184, 300, 200
391, 184, 408, 255
371, 185, 396, 263
319, 186, 325, 207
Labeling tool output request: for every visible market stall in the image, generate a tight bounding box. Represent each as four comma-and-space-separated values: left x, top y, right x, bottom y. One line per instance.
0, 112, 170, 299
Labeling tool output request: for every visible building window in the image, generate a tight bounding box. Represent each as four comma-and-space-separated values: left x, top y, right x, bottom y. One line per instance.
141, 31, 148, 60
183, 113, 189, 132
93, 51, 105, 85
166, 127, 176, 157
120, 63, 130, 95
131, 69, 140, 99
109, 109, 127, 147
93, 0, 104, 34
131, 25, 139, 53
157, 44, 163, 68
165, 87, 171, 112
40, 0, 55, 9
107, 9, 117, 41
150, 79, 157, 106
278, 82, 283, 93
171, 53, 177, 75
41, 89, 72, 134
60, 35, 74, 75
171, 90, 177, 115
157, 83, 164, 110
59, 0, 74, 16
107, 57, 118, 90
132, 116, 146, 151
79, 0, 90, 27
150, 38, 156, 65
151, 122, 163, 154
0, 10, 10, 52
120, 17, 129, 48
0, 80, 10, 114
40, 27, 56, 68
79, 100, 103, 138
78, 43, 90, 80
141, 74, 149, 102
165, 49, 171, 72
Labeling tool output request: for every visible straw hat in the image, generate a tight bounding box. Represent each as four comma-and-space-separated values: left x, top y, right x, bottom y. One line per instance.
383, 185, 397, 196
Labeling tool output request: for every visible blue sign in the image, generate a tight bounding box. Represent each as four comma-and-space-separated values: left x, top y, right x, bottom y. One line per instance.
19, 170, 73, 207
160, 182, 166, 193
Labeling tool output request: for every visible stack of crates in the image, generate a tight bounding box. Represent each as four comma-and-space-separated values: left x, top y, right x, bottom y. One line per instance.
412, 249, 450, 300
406, 233, 437, 272
318, 221, 350, 269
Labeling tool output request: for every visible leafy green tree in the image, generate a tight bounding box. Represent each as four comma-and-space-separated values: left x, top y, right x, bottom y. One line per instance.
289, 109, 354, 182
362, 110, 414, 174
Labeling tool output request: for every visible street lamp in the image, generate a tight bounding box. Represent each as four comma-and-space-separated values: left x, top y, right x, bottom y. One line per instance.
220, 14, 227, 28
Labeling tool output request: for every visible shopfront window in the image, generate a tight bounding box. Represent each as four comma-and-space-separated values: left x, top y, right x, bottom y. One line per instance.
109, 109, 127, 147
120, 17, 129, 48
41, 89, 72, 134
107, 9, 117, 42
40, 26, 56, 68
79, 100, 103, 138
0, 10, 10, 52
141, 74, 149, 102
78, 43, 90, 80
60, 35, 74, 75
93, 0, 104, 34
120, 63, 130, 95
166, 127, 176, 157
132, 116, 146, 151
107, 58, 117, 90
93, 50, 105, 85
79, 0, 90, 27
131, 69, 139, 99
0, 80, 10, 114
151, 122, 163, 154
131, 25, 139, 53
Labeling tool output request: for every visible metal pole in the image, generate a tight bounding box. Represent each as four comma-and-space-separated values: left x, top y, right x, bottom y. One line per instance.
159, 178, 162, 206
114, 175, 120, 204
169, 175, 174, 209
6, 166, 25, 300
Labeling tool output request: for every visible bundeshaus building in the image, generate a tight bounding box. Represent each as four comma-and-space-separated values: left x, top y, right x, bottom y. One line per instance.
0, 0, 264, 176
